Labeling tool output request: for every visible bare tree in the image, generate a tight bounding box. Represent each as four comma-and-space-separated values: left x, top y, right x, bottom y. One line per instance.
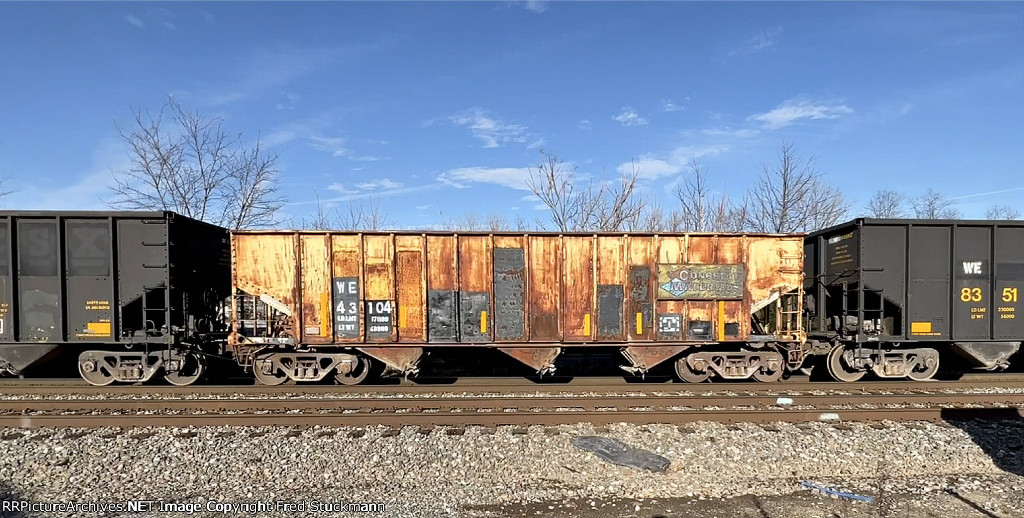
672, 161, 733, 231
986, 204, 1022, 220
301, 194, 390, 230
335, 198, 390, 230
865, 189, 907, 218
745, 142, 849, 233
911, 189, 960, 219
109, 96, 284, 229
526, 149, 644, 232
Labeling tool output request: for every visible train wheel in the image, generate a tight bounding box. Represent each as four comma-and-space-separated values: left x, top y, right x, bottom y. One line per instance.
164, 352, 205, 386
907, 354, 940, 381
752, 364, 783, 382
252, 355, 288, 386
78, 355, 116, 386
674, 356, 710, 383
335, 356, 371, 385
826, 346, 865, 383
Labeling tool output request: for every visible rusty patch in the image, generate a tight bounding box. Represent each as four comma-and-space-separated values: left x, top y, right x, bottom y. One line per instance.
529, 236, 561, 340
498, 347, 560, 373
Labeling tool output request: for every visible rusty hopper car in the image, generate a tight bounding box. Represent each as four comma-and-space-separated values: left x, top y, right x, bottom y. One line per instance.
0, 211, 231, 386
229, 231, 806, 384
805, 219, 1024, 382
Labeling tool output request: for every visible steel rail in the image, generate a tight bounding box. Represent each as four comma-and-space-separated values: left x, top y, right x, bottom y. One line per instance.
1, 375, 1022, 397
2, 407, 1021, 428
2, 393, 1023, 428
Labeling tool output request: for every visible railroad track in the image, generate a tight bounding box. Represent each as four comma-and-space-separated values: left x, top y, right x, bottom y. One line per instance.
2, 373, 1022, 397
3, 390, 1023, 428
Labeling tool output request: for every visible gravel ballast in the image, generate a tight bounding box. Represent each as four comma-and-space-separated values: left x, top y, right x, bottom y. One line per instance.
1, 420, 1022, 517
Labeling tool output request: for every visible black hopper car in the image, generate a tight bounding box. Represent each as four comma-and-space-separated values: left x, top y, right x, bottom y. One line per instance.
0, 211, 230, 385
804, 219, 1024, 381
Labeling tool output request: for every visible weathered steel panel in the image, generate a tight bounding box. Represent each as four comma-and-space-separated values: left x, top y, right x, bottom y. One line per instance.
458, 235, 492, 341
995, 226, 1024, 339
746, 236, 805, 317
428, 289, 458, 342
232, 233, 298, 342
657, 264, 746, 299
64, 219, 113, 342
363, 234, 395, 342
459, 291, 490, 342
685, 301, 714, 339
657, 236, 684, 264
331, 234, 362, 342
597, 236, 625, 340
717, 236, 743, 264
563, 236, 594, 341
492, 247, 526, 341
627, 238, 654, 341
426, 235, 457, 343
396, 235, 426, 342
529, 236, 561, 341
300, 234, 331, 343
427, 235, 456, 291
17, 219, 62, 342
596, 284, 623, 339
628, 266, 653, 341
688, 236, 714, 264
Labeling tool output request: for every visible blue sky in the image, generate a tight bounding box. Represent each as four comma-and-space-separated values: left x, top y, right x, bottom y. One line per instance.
1, 1, 1021, 226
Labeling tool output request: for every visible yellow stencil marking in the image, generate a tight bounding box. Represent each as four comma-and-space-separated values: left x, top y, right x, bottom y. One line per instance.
320, 292, 330, 336
911, 321, 932, 334
717, 301, 726, 341
480, 311, 488, 334
583, 313, 592, 336
636, 313, 643, 335
87, 322, 111, 335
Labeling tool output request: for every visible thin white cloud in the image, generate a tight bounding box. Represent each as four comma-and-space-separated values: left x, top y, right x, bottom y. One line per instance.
523, 1, 548, 13
577, 119, 592, 130
612, 107, 648, 126
662, 99, 689, 112
617, 145, 729, 180
448, 108, 527, 148
438, 166, 533, 190
125, 14, 145, 29
354, 178, 403, 191
307, 136, 349, 157
749, 99, 853, 130
416, 204, 433, 211
948, 187, 1024, 200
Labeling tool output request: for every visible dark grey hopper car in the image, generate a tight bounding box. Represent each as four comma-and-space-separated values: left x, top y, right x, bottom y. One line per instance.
805, 218, 1024, 381
0, 211, 230, 385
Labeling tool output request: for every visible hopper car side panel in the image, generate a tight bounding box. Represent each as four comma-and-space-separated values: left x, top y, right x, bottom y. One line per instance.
229, 232, 804, 349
